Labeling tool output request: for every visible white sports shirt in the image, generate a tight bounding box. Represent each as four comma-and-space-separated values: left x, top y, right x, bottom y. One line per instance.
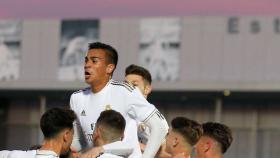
70, 80, 163, 158
98, 153, 123, 158
35, 150, 59, 158
0, 150, 36, 158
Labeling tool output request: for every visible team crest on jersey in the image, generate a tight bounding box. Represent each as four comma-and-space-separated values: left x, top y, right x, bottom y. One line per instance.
105, 104, 112, 110
81, 110, 86, 116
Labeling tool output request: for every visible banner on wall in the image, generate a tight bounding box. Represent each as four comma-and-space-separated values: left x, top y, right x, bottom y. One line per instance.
59, 20, 99, 81
139, 18, 181, 82
0, 20, 22, 81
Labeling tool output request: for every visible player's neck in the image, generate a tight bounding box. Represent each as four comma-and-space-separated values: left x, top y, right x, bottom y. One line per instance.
91, 77, 111, 93
172, 147, 190, 158
40, 139, 62, 156
173, 151, 190, 158
206, 152, 223, 158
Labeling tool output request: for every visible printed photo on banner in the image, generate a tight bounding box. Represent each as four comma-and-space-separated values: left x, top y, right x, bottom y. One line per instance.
0, 20, 22, 81
139, 18, 181, 82
59, 19, 99, 81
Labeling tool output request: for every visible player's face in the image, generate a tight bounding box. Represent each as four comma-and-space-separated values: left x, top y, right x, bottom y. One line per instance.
125, 74, 151, 98
194, 136, 206, 158
61, 128, 74, 155
84, 49, 110, 85
165, 128, 176, 154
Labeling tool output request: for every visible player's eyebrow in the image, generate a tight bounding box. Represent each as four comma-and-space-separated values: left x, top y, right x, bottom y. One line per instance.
85, 56, 103, 61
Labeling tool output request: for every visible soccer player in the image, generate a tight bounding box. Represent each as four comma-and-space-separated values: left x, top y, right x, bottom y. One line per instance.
125, 64, 152, 99
125, 64, 152, 145
165, 117, 203, 158
70, 42, 169, 158
195, 122, 233, 158
82, 110, 126, 158
125, 64, 170, 158
0, 108, 77, 158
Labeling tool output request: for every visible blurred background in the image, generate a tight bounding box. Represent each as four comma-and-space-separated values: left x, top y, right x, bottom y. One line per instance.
0, 1, 280, 158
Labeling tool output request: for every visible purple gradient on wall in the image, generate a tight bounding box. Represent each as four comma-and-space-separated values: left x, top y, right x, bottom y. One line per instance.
0, 0, 279, 19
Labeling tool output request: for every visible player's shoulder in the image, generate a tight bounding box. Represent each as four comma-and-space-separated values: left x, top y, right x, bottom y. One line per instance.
72, 87, 91, 96
8, 150, 36, 158
110, 80, 136, 93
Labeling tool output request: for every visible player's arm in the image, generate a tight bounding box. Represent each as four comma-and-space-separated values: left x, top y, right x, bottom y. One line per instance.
81, 141, 133, 157
126, 87, 169, 158
103, 141, 133, 156
142, 110, 169, 158
70, 94, 83, 152
71, 121, 83, 152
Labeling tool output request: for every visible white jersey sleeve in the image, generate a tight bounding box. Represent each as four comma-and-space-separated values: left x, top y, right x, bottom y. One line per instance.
142, 111, 169, 158
103, 141, 133, 156
125, 87, 169, 158
98, 153, 123, 158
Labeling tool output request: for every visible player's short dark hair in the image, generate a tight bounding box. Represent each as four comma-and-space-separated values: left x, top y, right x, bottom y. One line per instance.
171, 117, 203, 146
202, 122, 233, 154
125, 64, 152, 84
96, 110, 126, 141
88, 42, 118, 68
40, 108, 76, 139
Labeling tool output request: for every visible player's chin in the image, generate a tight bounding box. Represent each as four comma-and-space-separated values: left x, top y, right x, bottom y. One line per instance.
85, 77, 92, 84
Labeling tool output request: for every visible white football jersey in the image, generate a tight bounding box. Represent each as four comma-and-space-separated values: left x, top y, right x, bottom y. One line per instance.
98, 153, 123, 158
35, 150, 59, 158
70, 80, 157, 158
0, 150, 36, 158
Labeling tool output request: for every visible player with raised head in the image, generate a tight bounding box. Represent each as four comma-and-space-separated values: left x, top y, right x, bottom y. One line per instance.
70, 42, 169, 158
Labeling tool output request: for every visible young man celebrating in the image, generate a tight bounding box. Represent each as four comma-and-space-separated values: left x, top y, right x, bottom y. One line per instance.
165, 117, 203, 158
70, 42, 169, 158
125, 64, 152, 99
125, 64, 170, 158
195, 122, 233, 158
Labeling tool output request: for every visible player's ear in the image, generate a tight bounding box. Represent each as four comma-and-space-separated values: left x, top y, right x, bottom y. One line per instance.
144, 84, 152, 96
120, 132, 124, 141
106, 64, 115, 74
63, 129, 71, 142
172, 137, 179, 147
204, 139, 212, 153
93, 128, 99, 140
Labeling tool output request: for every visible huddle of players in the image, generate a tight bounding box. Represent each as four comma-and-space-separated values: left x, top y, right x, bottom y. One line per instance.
0, 42, 233, 158
124, 64, 233, 158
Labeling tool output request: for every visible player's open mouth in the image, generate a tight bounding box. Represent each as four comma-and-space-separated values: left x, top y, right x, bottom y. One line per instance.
85, 71, 91, 78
